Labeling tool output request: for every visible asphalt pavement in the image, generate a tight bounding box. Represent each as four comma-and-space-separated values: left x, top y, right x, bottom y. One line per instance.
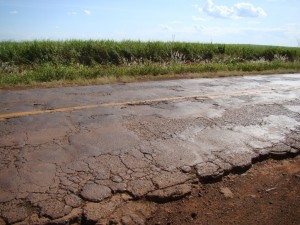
0, 74, 300, 224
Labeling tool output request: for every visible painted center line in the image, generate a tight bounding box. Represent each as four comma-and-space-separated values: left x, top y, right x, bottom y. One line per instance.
0, 86, 298, 120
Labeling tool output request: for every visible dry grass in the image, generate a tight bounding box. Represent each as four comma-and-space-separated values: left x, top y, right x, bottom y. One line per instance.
1, 68, 299, 90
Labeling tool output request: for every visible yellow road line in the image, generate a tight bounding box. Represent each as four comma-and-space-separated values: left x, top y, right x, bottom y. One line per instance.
0, 86, 298, 120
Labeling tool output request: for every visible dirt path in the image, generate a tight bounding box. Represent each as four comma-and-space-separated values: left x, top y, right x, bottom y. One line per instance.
146, 156, 300, 225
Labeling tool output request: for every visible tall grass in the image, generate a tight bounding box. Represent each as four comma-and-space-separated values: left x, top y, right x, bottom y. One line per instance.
1, 40, 299, 66
0, 40, 299, 86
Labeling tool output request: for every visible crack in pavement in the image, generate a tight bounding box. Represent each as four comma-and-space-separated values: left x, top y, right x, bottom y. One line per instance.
0, 74, 300, 224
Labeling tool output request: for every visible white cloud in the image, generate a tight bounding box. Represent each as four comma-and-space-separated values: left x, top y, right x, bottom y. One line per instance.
234, 3, 267, 18
199, 0, 267, 19
201, 25, 283, 37
192, 15, 206, 21
9, 10, 18, 14
84, 10, 91, 15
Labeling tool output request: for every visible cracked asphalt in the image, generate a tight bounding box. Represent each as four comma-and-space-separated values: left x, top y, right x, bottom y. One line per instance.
0, 74, 300, 224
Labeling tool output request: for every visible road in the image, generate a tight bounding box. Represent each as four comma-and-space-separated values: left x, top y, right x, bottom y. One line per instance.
0, 74, 300, 224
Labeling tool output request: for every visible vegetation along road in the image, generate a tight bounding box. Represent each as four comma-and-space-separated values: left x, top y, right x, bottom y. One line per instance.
0, 41, 300, 88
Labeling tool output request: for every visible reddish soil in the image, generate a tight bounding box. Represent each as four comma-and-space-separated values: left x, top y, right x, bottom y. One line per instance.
146, 156, 300, 225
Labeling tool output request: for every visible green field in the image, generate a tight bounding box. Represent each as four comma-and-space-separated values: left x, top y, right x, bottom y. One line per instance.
1, 40, 300, 87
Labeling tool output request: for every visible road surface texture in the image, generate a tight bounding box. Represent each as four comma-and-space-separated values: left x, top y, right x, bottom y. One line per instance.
0, 74, 299, 224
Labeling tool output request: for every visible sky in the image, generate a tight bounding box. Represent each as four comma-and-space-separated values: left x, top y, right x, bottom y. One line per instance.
0, 0, 300, 47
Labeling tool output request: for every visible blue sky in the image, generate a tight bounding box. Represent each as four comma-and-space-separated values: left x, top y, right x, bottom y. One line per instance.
1, 0, 300, 47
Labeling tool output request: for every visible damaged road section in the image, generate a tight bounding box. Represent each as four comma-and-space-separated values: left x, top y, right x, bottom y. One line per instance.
0, 74, 300, 224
